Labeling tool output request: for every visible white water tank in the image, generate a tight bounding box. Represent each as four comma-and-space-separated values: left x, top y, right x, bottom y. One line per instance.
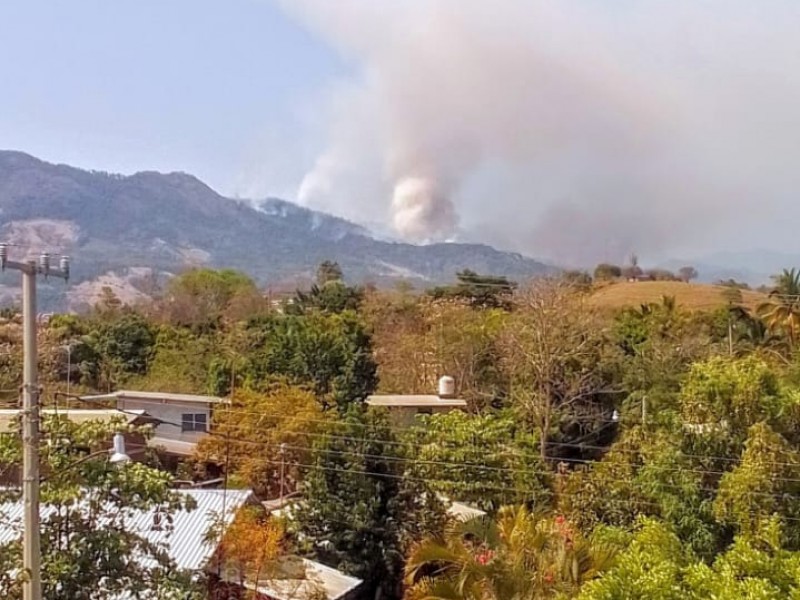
438, 375, 456, 398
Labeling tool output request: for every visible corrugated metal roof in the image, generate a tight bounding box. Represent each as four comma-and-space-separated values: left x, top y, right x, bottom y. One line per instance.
0, 409, 146, 433
0, 489, 253, 570
82, 390, 227, 405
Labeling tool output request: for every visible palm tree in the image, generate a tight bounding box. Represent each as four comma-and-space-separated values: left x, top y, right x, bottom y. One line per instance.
772, 268, 800, 296
404, 506, 615, 600
757, 268, 800, 349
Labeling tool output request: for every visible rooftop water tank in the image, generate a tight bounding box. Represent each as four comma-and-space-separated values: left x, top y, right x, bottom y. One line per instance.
438, 375, 456, 399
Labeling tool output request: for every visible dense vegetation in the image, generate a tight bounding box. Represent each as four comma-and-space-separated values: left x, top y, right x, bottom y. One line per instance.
3, 263, 800, 598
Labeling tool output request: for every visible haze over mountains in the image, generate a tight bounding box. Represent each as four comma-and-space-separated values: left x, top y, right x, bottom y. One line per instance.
0, 151, 550, 309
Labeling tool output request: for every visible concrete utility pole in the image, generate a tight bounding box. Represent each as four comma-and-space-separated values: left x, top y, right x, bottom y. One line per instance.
0, 246, 70, 600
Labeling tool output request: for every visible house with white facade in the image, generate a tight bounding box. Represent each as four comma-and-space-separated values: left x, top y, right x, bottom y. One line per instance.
82, 390, 226, 456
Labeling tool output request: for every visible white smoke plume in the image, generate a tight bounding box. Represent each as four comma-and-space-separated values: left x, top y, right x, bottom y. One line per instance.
391, 177, 456, 242
284, 1, 800, 264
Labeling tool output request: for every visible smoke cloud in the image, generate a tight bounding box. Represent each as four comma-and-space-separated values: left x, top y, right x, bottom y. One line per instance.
391, 177, 456, 242
283, 1, 800, 264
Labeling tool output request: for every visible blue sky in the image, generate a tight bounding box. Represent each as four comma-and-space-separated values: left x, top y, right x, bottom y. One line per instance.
0, 0, 340, 197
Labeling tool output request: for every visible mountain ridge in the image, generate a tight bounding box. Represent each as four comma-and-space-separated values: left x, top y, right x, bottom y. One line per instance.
0, 150, 553, 308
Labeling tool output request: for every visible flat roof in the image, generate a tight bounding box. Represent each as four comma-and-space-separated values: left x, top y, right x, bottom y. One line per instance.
82, 390, 227, 405
366, 394, 467, 408
439, 495, 487, 521
0, 409, 145, 433
148, 436, 200, 456
270, 495, 484, 524
231, 557, 362, 600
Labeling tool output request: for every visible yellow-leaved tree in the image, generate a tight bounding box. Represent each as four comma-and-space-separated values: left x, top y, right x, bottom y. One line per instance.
195, 383, 329, 497
214, 507, 285, 599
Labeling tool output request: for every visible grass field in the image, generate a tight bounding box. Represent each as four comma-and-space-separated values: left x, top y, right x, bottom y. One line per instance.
589, 281, 767, 312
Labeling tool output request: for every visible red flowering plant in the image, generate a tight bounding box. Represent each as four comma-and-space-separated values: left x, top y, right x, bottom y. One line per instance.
475, 548, 495, 566
554, 514, 575, 549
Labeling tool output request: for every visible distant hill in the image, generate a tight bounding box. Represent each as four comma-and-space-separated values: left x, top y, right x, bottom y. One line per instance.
589, 281, 767, 312
0, 151, 552, 309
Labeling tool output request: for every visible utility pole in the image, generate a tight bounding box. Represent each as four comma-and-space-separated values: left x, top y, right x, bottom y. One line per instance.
65, 343, 73, 398
279, 443, 287, 505
728, 315, 734, 357
0, 246, 70, 600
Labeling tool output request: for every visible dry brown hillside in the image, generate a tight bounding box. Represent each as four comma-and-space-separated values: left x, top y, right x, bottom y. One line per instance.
589, 281, 766, 311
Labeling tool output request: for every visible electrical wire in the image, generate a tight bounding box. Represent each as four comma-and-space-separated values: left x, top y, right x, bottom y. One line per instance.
211, 406, 800, 472
199, 413, 800, 502
56, 392, 800, 490
229, 449, 800, 524
54, 392, 800, 482
24, 391, 800, 522
240, 426, 800, 501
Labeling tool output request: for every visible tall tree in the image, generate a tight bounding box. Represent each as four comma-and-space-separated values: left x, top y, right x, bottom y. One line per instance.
316, 260, 344, 286
195, 385, 329, 497
502, 279, 618, 461
593, 263, 622, 281
213, 507, 286, 599
405, 410, 549, 511
678, 266, 699, 283
428, 270, 517, 310
244, 311, 378, 410
295, 408, 445, 600
156, 268, 261, 330
288, 282, 364, 315
366, 295, 508, 406
757, 268, 800, 349
76, 312, 156, 391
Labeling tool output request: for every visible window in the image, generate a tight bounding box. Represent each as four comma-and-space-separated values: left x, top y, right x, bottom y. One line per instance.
181, 413, 207, 432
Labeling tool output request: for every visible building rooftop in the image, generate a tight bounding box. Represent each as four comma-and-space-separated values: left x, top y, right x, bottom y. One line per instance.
0, 488, 253, 571
270, 495, 483, 524
232, 557, 362, 600
0, 409, 146, 434
439, 495, 487, 521
147, 436, 201, 456
366, 394, 467, 408
82, 390, 227, 405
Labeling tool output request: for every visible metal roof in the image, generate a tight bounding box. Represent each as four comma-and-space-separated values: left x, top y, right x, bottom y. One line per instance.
0, 409, 146, 434
230, 557, 362, 600
0, 489, 253, 571
366, 394, 467, 408
82, 390, 227, 405
127, 489, 253, 570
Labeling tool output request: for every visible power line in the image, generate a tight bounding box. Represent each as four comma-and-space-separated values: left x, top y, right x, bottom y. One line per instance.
198, 421, 800, 500
224, 449, 800, 524
211, 406, 800, 472
54, 394, 800, 478
24, 393, 800, 513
